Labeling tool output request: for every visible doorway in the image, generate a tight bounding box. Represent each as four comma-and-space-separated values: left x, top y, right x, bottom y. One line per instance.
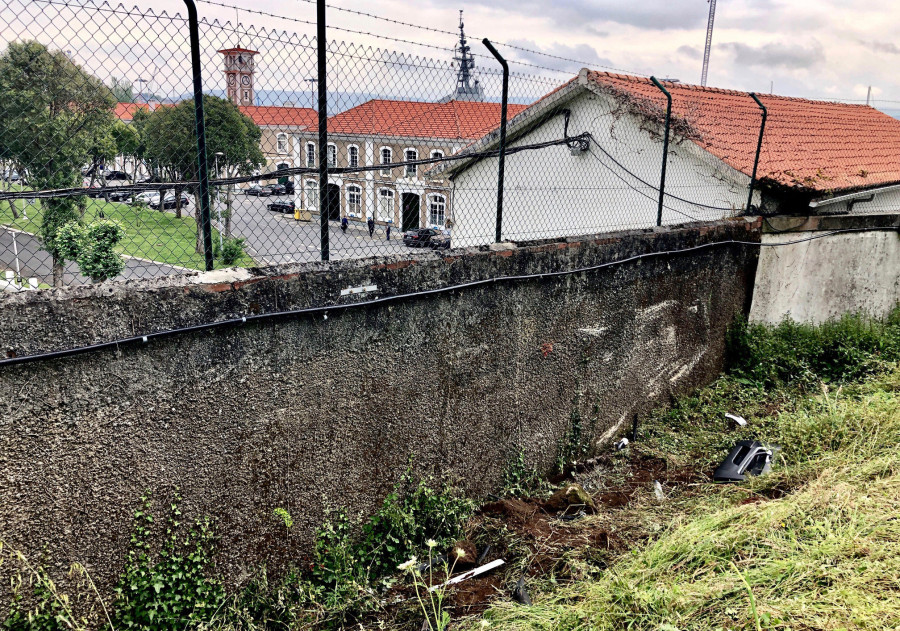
325, 183, 341, 221
401, 193, 420, 232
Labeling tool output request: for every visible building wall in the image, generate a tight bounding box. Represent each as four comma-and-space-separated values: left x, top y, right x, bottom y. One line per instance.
450, 90, 758, 247
0, 219, 760, 597
292, 134, 460, 227
750, 213, 900, 324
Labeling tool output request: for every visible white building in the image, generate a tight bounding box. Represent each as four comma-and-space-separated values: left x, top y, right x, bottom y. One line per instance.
437, 69, 900, 248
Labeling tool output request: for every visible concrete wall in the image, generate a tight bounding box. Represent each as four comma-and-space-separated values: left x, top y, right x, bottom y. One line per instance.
750, 213, 900, 324
0, 219, 760, 596
450, 90, 757, 248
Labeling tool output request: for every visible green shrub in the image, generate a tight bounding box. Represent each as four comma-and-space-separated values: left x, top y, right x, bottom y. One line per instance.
726, 305, 900, 388
54, 219, 126, 282
214, 237, 246, 266
110, 493, 225, 631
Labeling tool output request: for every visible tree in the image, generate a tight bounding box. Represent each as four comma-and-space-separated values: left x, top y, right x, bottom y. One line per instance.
145, 95, 263, 252
109, 76, 134, 102
56, 219, 126, 282
0, 41, 115, 286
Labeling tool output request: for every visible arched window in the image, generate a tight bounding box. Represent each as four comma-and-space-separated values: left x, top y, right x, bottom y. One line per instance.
276, 133, 288, 154
346, 185, 362, 217
304, 180, 318, 210
428, 194, 446, 227
431, 150, 444, 160
404, 148, 418, 177
380, 147, 393, 176
378, 188, 395, 222
327, 144, 337, 167
348, 145, 359, 168
306, 142, 315, 168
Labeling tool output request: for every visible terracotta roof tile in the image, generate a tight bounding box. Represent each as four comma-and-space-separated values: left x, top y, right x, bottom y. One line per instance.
584, 71, 900, 193
328, 99, 529, 140
238, 105, 318, 128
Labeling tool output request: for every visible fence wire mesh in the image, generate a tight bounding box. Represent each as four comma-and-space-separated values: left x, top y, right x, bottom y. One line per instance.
0, 0, 766, 289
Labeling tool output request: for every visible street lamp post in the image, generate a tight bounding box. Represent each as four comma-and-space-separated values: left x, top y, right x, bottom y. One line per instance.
214, 152, 225, 251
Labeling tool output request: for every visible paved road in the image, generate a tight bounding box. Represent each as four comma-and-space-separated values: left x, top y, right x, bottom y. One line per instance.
0, 228, 192, 286
211, 193, 410, 263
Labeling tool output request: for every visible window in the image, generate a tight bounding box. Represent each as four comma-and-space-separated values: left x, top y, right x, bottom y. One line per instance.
276, 133, 288, 154
347, 185, 362, 216
348, 145, 359, 168
431, 150, 444, 160
428, 194, 446, 227
378, 189, 394, 222
404, 149, 418, 177
304, 180, 318, 210
327, 144, 337, 168
243, 90, 249, 102
380, 147, 393, 176
306, 143, 315, 168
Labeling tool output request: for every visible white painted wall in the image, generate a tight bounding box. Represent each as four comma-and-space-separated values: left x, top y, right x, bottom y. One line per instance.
750, 228, 900, 324
450, 91, 756, 247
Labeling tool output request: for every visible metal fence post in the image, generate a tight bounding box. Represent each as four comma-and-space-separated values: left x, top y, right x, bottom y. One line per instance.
184, 0, 214, 270
317, 0, 329, 261
650, 76, 672, 227
482, 39, 508, 244
747, 92, 768, 214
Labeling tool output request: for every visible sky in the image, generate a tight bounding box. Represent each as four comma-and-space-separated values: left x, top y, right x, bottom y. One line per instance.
3, 0, 900, 115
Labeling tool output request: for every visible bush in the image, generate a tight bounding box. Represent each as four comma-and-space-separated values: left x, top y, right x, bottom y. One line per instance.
214, 236, 245, 266
54, 219, 126, 282
726, 305, 900, 388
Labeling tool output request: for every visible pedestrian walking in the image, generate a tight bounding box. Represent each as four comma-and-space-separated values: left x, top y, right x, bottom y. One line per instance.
367, 217, 375, 237
341, 216, 348, 233
386, 225, 391, 241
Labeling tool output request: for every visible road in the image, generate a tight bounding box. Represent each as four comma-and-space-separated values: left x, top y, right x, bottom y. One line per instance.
0, 194, 416, 286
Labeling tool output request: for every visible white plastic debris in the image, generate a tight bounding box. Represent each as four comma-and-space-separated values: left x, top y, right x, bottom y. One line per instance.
615, 437, 630, 450
725, 413, 747, 427
653, 480, 665, 501
427, 559, 505, 592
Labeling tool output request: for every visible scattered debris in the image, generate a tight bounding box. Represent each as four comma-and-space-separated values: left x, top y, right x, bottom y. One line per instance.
558, 510, 586, 522
476, 545, 492, 565
427, 559, 505, 592
653, 480, 665, 501
615, 437, 630, 450
713, 440, 777, 482
544, 483, 597, 514
512, 577, 532, 605
415, 554, 447, 574
725, 412, 748, 426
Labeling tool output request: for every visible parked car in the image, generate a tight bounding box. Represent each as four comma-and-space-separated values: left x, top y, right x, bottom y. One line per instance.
137, 175, 163, 184
102, 170, 130, 181
245, 184, 282, 196
130, 191, 161, 206
428, 233, 451, 250
152, 193, 190, 210
267, 200, 295, 214
3, 169, 26, 183
403, 228, 440, 248
107, 189, 134, 202
279, 181, 295, 195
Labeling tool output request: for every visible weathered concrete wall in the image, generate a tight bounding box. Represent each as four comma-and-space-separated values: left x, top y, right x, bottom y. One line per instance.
0, 218, 760, 597
750, 213, 900, 324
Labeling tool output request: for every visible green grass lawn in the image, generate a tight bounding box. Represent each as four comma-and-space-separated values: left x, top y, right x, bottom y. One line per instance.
0, 187, 254, 270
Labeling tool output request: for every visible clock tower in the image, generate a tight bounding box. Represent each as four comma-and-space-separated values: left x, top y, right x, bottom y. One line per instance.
218, 47, 259, 106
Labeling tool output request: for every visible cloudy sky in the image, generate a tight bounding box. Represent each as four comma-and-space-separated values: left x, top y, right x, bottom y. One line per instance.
192, 0, 900, 111
4, 0, 899, 114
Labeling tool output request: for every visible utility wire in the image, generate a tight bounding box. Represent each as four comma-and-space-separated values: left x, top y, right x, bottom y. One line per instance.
3, 226, 896, 368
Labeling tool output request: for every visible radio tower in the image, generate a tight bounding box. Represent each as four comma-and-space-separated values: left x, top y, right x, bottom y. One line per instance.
700, 0, 716, 86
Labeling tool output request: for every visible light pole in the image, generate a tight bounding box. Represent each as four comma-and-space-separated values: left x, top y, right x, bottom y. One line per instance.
214, 152, 225, 251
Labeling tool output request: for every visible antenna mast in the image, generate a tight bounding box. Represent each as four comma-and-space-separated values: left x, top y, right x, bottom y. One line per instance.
700, 0, 716, 86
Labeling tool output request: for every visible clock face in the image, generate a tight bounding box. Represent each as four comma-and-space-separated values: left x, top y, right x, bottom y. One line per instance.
241, 75, 251, 86
228, 75, 236, 85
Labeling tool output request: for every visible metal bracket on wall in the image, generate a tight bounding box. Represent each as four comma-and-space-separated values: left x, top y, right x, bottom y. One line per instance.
340, 284, 378, 297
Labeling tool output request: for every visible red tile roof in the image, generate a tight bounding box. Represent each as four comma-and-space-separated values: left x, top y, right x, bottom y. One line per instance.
328, 99, 529, 141
114, 102, 151, 122
584, 71, 900, 194
238, 105, 318, 128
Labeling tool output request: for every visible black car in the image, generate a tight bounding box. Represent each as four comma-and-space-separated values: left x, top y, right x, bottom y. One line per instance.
103, 170, 130, 181
403, 228, 440, 248
151, 194, 190, 210
107, 189, 134, 202
245, 184, 283, 197
428, 234, 451, 250
267, 200, 295, 214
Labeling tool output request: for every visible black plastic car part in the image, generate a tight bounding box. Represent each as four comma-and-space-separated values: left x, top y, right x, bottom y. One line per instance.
713, 440, 776, 482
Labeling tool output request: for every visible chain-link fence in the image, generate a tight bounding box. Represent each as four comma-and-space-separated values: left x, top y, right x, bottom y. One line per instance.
0, 0, 770, 289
